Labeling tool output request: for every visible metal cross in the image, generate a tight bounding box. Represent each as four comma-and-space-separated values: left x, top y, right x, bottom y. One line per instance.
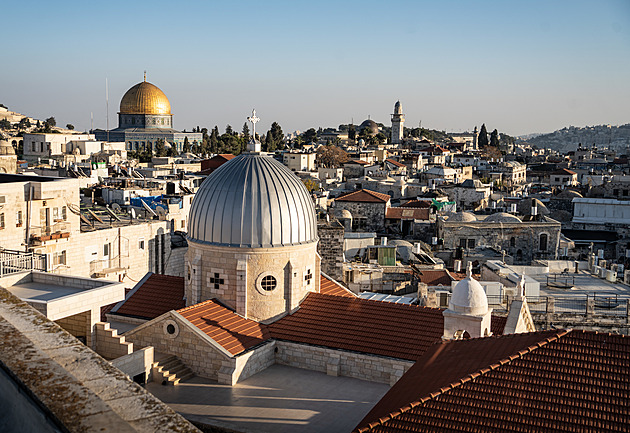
247, 109, 260, 137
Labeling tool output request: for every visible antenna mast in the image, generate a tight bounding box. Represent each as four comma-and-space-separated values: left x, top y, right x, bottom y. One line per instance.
105, 78, 109, 142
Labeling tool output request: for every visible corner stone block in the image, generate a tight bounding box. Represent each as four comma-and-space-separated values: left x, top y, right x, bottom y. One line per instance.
326, 354, 340, 377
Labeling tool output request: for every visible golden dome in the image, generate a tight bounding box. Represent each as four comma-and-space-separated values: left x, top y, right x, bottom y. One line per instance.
119, 80, 171, 115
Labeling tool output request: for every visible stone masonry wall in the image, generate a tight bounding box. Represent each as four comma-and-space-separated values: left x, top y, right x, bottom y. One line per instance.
275, 341, 413, 386
317, 219, 345, 281
94, 322, 133, 360
55, 311, 90, 345
223, 341, 276, 385
124, 313, 228, 381
334, 202, 386, 231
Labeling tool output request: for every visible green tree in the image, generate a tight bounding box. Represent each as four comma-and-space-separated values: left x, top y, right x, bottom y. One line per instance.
267, 121, 284, 151
182, 136, 190, 153
66, 124, 74, 130
45, 117, 56, 127
478, 124, 489, 148
302, 178, 319, 193
348, 124, 356, 142
154, 139, 167, 157
0, 119, 10, 129
225, 124, 233, 135
209, 126, 220, 153
303, 128, 317, 144
490, 129, 500, 147
242, 122, 250, 142
18, 118, 31, 130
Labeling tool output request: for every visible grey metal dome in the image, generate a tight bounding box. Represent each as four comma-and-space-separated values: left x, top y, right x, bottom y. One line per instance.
188, 153, 318, 248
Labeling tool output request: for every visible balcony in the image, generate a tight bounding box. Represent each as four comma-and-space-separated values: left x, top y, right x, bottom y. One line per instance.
0, 249, 47, 276
30, 222, 71, 245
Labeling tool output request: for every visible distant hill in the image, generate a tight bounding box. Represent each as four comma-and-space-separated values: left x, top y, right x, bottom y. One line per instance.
521, 124, 630, 153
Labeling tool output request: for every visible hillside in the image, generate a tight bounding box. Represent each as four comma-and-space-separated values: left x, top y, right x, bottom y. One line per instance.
522, 123, 630, 153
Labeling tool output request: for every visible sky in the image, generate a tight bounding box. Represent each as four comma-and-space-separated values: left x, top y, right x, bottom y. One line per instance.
2, 0, 630, 137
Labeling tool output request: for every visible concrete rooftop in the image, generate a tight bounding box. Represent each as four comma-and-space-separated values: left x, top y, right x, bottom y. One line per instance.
8, 281, 86, 302
146, 364, 390, 433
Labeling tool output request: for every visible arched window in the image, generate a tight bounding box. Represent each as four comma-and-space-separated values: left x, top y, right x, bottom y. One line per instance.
539, 233, 548, 251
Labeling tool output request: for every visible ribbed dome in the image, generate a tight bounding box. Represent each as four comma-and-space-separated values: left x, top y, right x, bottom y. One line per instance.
484, 212, 522, 223
188, 153, 318, 248
119, 81, 171, 115
446, 211, 477, 222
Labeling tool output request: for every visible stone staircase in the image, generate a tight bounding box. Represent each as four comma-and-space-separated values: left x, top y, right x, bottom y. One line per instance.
152, 355, 194, 386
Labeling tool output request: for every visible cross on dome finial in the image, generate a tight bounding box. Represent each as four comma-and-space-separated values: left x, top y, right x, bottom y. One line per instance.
247, 109, 260, 137
466, 261, 473, 278
143, 71, 146, 82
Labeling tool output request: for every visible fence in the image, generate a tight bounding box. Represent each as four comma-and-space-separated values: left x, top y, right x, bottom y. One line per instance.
0, 249, 47, 277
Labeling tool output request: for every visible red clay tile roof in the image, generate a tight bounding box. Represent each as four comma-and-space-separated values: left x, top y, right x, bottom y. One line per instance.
110, 273, 186, 320
268, 293, 445, 360
385, 208, 430, 221
177, 299, 269, 356
345, 159, 369, 165
320, 274, 356, 298
356, 329, 630, 432
399, 200, 431, 208
385, 159, 406, 168
101, 287, 132, 321
416, 270, 455, 287
336, 189, 391, 203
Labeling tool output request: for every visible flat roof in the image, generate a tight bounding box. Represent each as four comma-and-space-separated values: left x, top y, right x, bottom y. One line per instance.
146, 364, 389, 433
8, 281, 85, 302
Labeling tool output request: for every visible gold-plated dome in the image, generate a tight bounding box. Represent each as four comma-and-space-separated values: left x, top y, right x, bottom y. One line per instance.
119, 81, 171, 115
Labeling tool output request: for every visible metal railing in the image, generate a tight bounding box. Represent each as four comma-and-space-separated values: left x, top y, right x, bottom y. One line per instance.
0, 249, 47, 277
30, 221, 70, 238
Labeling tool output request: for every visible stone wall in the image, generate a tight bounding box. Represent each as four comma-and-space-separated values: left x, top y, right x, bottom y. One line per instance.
111, 346, 154, 382
94, 322, 133, 359
317, 219, 345, 281
165, 245, 186, 277
56, 310, 90, 345
219, 341, 277, 385
275, 341, 413, 386
334, 201, 387, 231
186, 241, 320, 322
124, 312, 229, 381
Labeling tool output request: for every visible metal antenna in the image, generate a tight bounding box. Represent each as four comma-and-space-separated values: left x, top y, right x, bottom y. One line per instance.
105, 78, 109, 142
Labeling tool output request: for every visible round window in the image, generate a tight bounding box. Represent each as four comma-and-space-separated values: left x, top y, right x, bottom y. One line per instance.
166, 324, 176, 334
260, 275, 277, 291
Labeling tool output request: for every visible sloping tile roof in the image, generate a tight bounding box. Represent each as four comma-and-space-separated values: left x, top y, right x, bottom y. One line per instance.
177, 300, 270, 356
355, 329, 630, 433
415, 270, 455, 286
385, 207, 430, 221
345, 159, 369, 165
268, 293, 445, 360
336, 189, 391, 203
320, 274, 356, 298
385, 159, 406, 168
110, 274, 185, 320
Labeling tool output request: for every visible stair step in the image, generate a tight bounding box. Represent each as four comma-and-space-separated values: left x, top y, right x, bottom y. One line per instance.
153, 355, 194, 386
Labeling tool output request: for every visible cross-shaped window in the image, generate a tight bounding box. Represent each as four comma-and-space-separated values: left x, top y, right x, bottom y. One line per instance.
305, 269, 312, 285
210, 273, 224, 290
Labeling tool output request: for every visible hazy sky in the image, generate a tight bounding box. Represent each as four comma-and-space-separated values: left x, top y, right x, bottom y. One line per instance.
3, 0, 629, 136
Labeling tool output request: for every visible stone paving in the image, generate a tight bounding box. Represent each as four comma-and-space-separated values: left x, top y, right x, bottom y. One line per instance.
145, 364, 390, 433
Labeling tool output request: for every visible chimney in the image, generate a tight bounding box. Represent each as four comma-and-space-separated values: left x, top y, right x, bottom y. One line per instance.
531, 198, 538, 216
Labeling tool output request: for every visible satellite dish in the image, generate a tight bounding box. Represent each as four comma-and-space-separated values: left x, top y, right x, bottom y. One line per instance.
130, 208, 136, 219
111, 203, 122, 213
98, 176, 104, 184
155, 206, 166, 219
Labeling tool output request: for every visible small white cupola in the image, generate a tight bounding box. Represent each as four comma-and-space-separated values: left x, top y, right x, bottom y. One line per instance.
443, 262, 492, 340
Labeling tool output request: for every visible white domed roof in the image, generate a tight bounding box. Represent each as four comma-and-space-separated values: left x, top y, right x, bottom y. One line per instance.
447, 211, 477, 222
484, 212, 522, 223
449, 264, 488, 315
188, 153, 318, 248
335, 208, 353, 219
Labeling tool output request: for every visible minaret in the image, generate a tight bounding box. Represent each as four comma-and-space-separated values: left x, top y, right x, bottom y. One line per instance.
472, 126, 479, 150
391, 101, 405, 145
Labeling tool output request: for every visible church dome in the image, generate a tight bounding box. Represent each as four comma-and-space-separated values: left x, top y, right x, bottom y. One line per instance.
449, 268, 488, 315
188, 153, 318, 248
119, 80, 171, 115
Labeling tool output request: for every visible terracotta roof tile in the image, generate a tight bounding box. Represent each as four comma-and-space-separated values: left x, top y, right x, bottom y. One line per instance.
385, 159, 406, 168
415, 270, 455, 287
385, 208, 430, 220
336, 189, 391, 203
269, 293, 445, 360
110, 274, 185, 320
345, 159, 369, 165
177, 300, 269, 356
320, 274, 356, 298
356, 330, 630, 432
